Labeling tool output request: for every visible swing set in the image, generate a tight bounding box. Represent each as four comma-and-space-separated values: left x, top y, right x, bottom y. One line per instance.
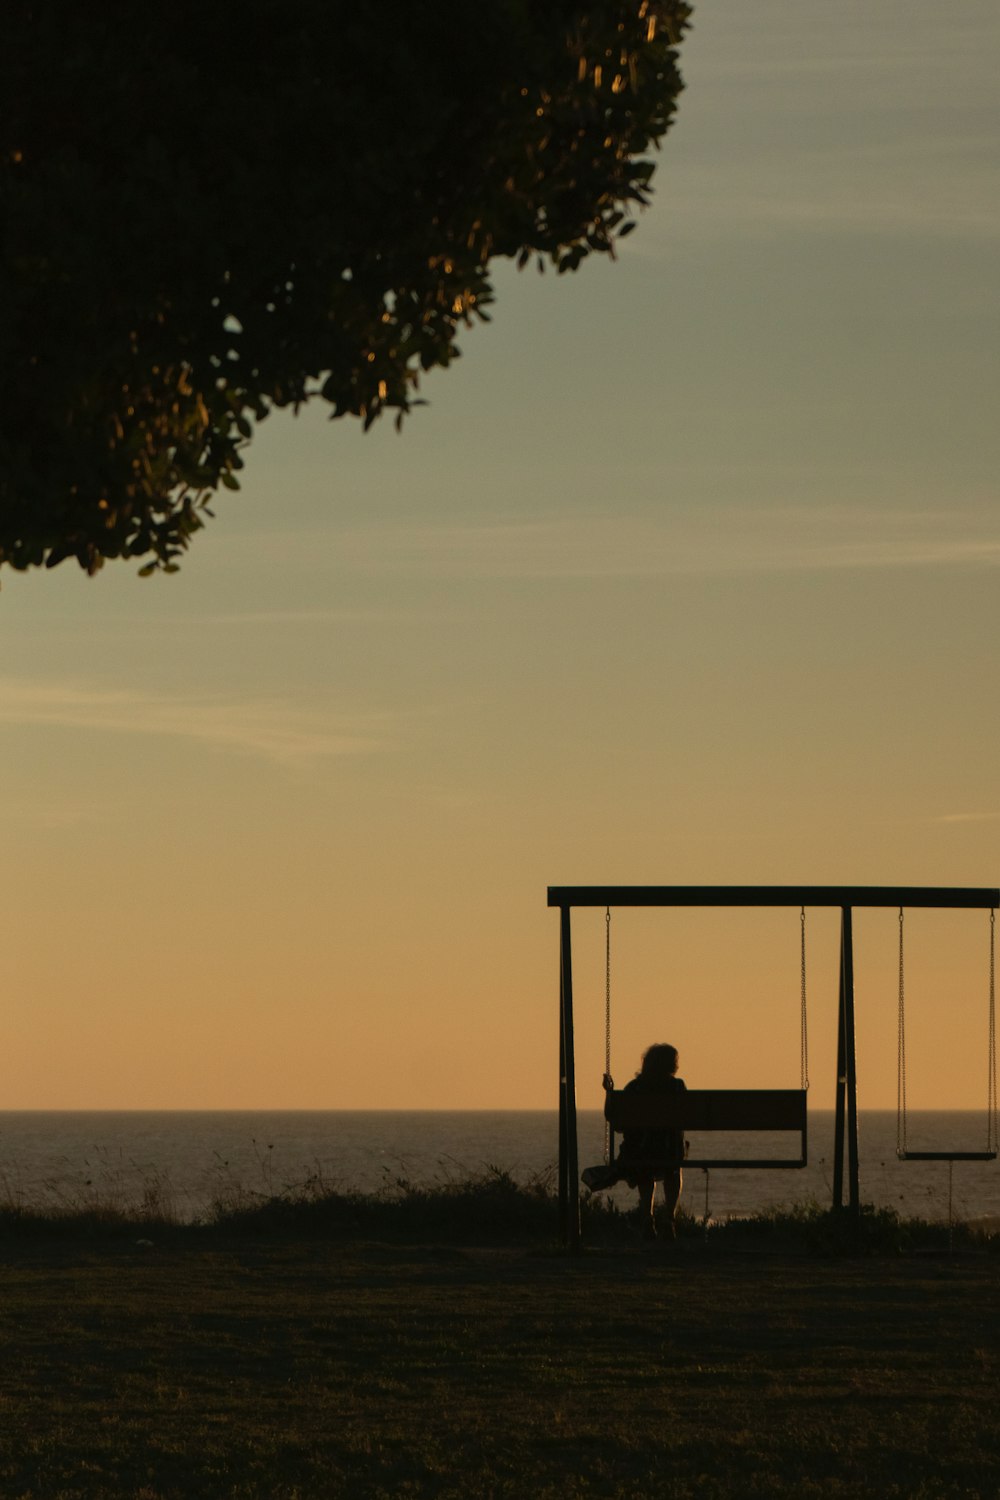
549, 885, 999, 1250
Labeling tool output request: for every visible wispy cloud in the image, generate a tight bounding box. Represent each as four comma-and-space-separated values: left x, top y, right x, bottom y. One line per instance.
642, 145, 1000, 247
330, 506, 1000, 581
929, 812, 1000, 825
646, 5, 1000, 247
0, 679, 387, 767
1, 800, 101, 831
188, 607, 410, 627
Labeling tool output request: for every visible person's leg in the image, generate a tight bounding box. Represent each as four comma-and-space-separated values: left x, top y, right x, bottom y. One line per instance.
661, 1169, 682, 1237
636, 1176, 656, 1237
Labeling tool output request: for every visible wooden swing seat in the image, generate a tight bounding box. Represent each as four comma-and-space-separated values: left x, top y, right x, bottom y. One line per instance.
604, 1087, 808, 1170
896, 1149, 997, 1162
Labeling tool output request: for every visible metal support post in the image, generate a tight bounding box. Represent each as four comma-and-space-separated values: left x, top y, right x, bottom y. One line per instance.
833, 905, 860, 1213
557, 904, 581, 1250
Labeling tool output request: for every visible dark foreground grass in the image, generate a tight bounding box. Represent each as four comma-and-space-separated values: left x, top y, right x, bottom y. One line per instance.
0, 1180, 998, 1498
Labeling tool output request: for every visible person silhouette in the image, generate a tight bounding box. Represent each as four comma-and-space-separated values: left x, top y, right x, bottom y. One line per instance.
615, 1043, 686, 1239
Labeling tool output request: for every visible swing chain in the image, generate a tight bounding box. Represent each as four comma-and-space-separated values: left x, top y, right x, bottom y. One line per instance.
897, 905, 997, 1158
604, 906, 613, 1164
604, 907, 612, 1084
799, 906, 810, 1091
988, 909, 997, 1154
897, 906, 907, 1157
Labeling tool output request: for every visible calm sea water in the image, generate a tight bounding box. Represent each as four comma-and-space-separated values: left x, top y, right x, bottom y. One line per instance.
0, 1111, 996, 1225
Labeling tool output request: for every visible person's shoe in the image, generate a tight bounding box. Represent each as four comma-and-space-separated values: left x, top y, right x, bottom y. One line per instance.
642, 1219, 657, 1241
581, 1164, 619, 1192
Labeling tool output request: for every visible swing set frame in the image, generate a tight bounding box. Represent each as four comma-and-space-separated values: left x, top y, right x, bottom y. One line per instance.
549, 884, 999, 1251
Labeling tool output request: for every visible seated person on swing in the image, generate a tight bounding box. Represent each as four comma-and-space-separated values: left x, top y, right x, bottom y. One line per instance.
583, 1043, 687, 1239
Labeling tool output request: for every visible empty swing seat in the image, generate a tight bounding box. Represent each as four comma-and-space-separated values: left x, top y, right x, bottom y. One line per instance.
896, 1148, 997, 1162
604, 1088, 808, 1170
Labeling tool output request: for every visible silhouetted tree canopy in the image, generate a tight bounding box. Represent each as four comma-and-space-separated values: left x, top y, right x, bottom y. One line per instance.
0, 1, 690, 575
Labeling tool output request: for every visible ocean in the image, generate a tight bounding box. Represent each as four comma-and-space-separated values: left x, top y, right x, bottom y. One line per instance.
0, 1110, 996, 1226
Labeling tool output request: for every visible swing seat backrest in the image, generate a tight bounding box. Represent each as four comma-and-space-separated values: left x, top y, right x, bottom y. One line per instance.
604, 1088, 808, 1169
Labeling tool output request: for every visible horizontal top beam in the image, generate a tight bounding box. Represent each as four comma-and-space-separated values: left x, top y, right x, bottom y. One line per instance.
547, 885, 999, 910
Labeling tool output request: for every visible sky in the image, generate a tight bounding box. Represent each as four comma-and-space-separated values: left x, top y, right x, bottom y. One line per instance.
1, 0, 998, 1112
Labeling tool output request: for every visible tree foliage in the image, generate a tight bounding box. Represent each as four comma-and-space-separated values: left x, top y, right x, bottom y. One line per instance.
0, 1, 690, 575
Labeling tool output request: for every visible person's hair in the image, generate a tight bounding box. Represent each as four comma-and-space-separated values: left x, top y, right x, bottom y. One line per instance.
639, 1043, 679, 1081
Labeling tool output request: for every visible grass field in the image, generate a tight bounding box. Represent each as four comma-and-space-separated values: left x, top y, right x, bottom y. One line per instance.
0, 1187, 997, 1498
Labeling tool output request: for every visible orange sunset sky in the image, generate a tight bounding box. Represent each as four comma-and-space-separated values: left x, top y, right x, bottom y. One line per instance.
1, 0, 998, 1112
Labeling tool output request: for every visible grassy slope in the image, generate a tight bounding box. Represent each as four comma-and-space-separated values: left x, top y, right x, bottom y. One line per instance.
0, 1231, 997, 1499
